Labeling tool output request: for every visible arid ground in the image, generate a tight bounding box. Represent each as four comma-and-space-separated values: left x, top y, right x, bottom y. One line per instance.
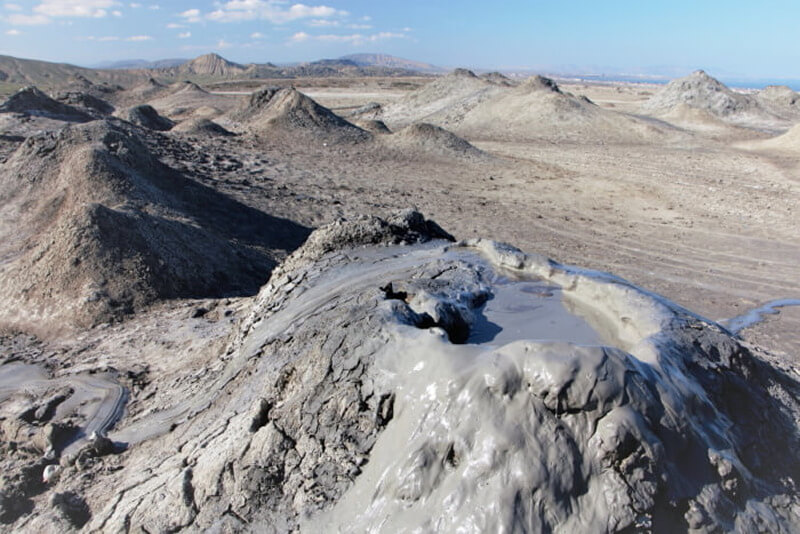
1, 65, 798, 531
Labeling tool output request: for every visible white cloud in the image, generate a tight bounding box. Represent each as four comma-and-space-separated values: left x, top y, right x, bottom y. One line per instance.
5, 28, 21, 35
250, 31, 264, 38
292, 30, 407, 46
129, 2, 140, 6
179, 7, 201, 23
4, 3, 22, 11
112, 9, 121, 16
82, 35, 119, 40
206, 1, 346, 24
216, 38, 232, 49
6, 12, 50, 24
166, 22, 183, 28
308, 18, 338, 27
147, 3, 158, 9
125, 34, 152, 41
178, 31, 190, 38
33, 1, 119, 18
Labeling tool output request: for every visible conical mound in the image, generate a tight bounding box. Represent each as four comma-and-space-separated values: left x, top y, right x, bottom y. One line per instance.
519, 74, 562, 93
0, 86, 92, 122
643, 70, 753, 116
229, 86, 370, 143
123, 77, 168, 101
0, 119, 310, 330
481, 71, 514, 86
386, 122, 484, 158
449, 75, 676, 143
77, 213, 800, 533
171, 117, 233, 136
755, 85, 800, 119
379, 68, 505, 128
641, 70, 786, 130
118, 104, 174, 131
55, 91, 115, 117
170, 80, 209, 96
179, 53, 247, 77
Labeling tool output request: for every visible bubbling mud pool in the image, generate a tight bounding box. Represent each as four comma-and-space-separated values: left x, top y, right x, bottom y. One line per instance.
467, 275, 611, 347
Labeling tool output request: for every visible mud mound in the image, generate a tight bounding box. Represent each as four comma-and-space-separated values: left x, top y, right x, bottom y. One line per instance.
386, 122, 484, 158
54, 91, 114, 117
738, 123, 800, 152
169, 80, 209, 96
354, 118, 391, 134
454, 78, 676, 143
481, 71, 514, 86
145, 82, 236, 121
379, 68, 506, 128
171, 117, 233, 136
378, 70, 663, 143
69, 212, 799, 532
0, 86, 92, 122
642, 71, 786, 130
643, 70, 752, 115
117, 104, 174, 131
756, 85, 800, 119
0, 119, 310, 330
124, 77, 168, 101
178, 53, 247, 77
520, 74, 562, 93
229, 86, 370, 143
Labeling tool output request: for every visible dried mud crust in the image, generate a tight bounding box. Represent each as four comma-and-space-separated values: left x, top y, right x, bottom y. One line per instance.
0, 118, 310, 331
4, 213, 789, 533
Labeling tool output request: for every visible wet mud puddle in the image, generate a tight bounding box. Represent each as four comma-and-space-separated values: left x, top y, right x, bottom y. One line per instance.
468, 274, 607, 346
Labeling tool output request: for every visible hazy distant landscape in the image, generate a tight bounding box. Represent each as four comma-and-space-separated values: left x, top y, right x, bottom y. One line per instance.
1, 1, 799, 532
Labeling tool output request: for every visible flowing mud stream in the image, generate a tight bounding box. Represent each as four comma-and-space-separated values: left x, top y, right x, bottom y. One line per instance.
0, 362, 126, 457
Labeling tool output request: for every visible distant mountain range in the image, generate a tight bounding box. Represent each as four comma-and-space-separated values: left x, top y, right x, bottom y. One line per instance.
339, 54, 443, 73
93, 58, 188, 70
0, 52, 441, 96
92, 53, 442, 74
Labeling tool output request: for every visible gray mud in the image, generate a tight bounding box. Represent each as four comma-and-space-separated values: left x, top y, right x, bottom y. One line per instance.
721, 298, 800, 334
0, 362, 126, 457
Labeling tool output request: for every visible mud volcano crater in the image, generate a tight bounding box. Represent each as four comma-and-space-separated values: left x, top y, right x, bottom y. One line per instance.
3, 211, 797, 532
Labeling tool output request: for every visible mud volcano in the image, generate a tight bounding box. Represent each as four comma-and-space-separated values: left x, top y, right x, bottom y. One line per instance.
70, 211, 798, 532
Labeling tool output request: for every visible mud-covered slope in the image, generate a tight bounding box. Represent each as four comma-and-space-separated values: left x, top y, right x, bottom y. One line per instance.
0, 119, 310, 330
383, 122, 486, 159
7, 211, 786, 532
227, 86, 370, 143
0, 86, 92, 122
116, 104, 174, 131
379, 68, 506, 129
642, 71, 787, 131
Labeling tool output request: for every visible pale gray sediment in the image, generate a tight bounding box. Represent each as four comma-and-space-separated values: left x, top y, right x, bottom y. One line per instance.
78, 213, 800, 532
720, 298, 800, 334
0, 362, 127, 457
3, 212, 799, 532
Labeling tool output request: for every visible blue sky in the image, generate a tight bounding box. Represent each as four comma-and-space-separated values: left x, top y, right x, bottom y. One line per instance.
1, 1, 799, 80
